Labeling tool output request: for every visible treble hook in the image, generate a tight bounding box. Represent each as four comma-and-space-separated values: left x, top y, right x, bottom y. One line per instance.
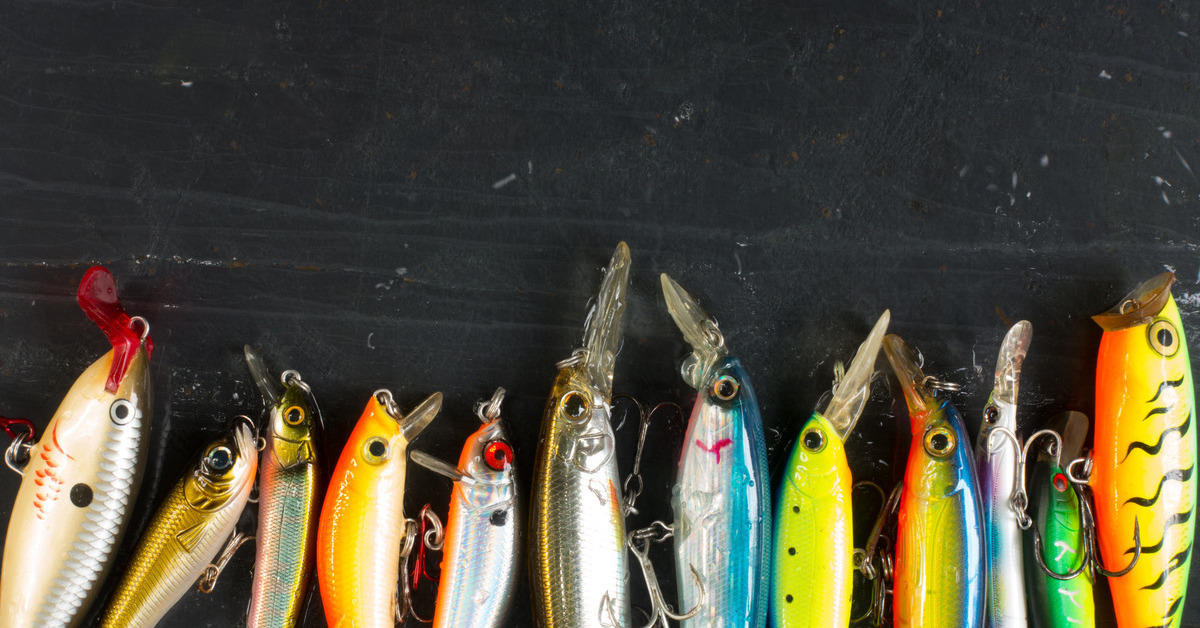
850, 483, 901, 624
395, 517, 435, 624
1034, 452, 1141, 580
627, 521, 703, 628
995, 427, 1062, 530
197, 531, 255, 593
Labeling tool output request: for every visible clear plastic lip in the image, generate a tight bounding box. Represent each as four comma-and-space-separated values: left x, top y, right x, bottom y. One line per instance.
579, 242, 632, 398
991, 321, 1032, 407
821, 309, 890, 441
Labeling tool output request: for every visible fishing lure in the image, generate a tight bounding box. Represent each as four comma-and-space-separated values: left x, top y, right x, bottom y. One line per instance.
529, 242, 631, 628
98, 420, 257, 628
410, 387, 521, 628
1090, 271, 1195, 628
1026, 411, 1094, 628
975, 321, 1031, 628
0, 267, 154, 628
661, 273, 771, 628
771, 310, 889, 628
316, 388, 442, 628
244, 346, 323, 628
884, 334, 984, 628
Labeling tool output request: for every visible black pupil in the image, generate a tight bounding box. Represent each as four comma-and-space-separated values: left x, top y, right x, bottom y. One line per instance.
1158, 328, 1173, 347
493, 448, 506, 461
209, 449, 231, 470
114, 404, 129, 419
803, 430, 823, 450
718, 378, 736, 398
564, 393, 587, 417
931, 433, 949, 451
369, 440, 386, 457
287, 408, 302, 423
985, 407, 998, 423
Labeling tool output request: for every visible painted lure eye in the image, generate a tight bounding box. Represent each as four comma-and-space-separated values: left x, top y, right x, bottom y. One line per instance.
206, 446, 233, 471
712, 375, 739, 401
802, 427, 826, 452
363, 436, 389, 464
1053, 472, 1069, 492
1148, 319, 1179, 357
284, 405, 306, 426
560, 391, 590, 421
110, 399, 135, 425
923, 426, 956, 458
984, 406, 999, 424
484, 441, 513, 471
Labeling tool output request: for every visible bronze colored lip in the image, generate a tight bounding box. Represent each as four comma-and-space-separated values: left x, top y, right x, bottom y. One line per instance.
1093, 271, 1175, 331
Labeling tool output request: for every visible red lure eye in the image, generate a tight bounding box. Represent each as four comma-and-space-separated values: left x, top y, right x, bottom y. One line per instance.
484, 441, 513, 471
1053, 472, 1069, 492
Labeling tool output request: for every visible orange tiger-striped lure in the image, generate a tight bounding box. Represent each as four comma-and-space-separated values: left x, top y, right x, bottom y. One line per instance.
1091, 271, 1196, 628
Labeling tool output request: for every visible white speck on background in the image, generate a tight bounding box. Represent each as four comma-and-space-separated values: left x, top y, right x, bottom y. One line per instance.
1153, 175, 1171, 187
1173, 147, 1194, 176
1162, 190, 1171, 205
734, 252, 743, 275
1099, 70, 1112, 79
180, 80, 194, 87
959, 165, 970, 178
367, 333, 376, 349
1026, 191, 1031, 199
987, 183, 999, 192
1164, 263, 1177, 273
527, 161, 533, 174
493, 173, 517, 189
1180, 31, 1189, 37
232, 392, 239, 401
396, 267, 407, 276
1040, 155, 1050, 167
1012, 172, 1019, 189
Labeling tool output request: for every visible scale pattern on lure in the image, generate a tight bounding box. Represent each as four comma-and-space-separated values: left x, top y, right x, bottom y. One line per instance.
1091, 272, 1196, 628
98, 422, 257, 628
316, 390, 441, 628
530, 243, 631, 628
975, 321, 1031, 628
885, 334, 985, 628
1025, 412, 1094, 628
662, 273, 771, 628
771, 310, 889, 628
0, 267, 154, 628
411, 388, 520, 628
244, 347, 323, 628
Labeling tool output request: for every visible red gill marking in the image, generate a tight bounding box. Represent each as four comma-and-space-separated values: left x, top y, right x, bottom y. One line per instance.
49, 422, 75, 462
695, 438, 734, 464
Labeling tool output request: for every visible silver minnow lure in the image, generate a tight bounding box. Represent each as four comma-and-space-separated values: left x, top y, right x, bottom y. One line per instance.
411, 387, 520, 628
975, 320, 1032, 628
529, 242, 632, 628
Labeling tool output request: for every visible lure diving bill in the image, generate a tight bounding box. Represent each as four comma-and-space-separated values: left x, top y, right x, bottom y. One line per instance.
530, 242, 632, 628
244, 347, 324, 628
1091, 271, 1196, 628
975, 321, 1032, 628
316, 388, 442, 628
0, 267, 154, 628
884, 334, 985, 628
1026, 411, 1094, 628
411, 387, 521, 628
98, 420, 257, 628
771, 310, 889, 628
661, 273, 771, 628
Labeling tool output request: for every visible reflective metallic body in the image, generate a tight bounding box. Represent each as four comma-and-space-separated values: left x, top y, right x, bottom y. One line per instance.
771, 311, 889, 628
1025, 412, 1094, 628
0, 267, 153, 628
316, 391, 441, 628
245, 348, 323, 628
1092, 272, 1196, 628
662, 274, 771, 628
530, 243, 631, 628
885, 335, 985, 628
412, 390, 520, 628
975, 321, 1031, 628
99, 423, 257, 628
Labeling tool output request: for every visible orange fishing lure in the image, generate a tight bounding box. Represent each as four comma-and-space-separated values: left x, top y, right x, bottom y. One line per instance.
1092, 272, 1196, 628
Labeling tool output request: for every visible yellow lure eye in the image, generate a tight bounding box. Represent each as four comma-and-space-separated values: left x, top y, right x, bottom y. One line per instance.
712, 375, 739, 401
559, 391, 590, 422
284, 405, 306, 426
362, 436, 389, 464
1148, 319, 1180, 357
923, 426, 956, 458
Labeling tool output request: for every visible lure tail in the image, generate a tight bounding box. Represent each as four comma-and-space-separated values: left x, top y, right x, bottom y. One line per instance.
77, 266, 153, 392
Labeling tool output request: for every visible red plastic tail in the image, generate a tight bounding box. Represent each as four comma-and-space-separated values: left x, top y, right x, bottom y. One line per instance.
77, 266, 152, 393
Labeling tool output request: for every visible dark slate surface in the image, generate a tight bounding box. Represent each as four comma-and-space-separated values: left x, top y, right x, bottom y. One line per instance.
1, 0, 1198, 626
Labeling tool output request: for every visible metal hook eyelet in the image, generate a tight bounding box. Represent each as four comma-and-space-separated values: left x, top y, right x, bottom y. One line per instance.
474, 387, 506, 423
128, 316, 151, 342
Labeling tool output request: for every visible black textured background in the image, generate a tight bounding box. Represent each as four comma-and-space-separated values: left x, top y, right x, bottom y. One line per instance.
1, 0, 1199, 626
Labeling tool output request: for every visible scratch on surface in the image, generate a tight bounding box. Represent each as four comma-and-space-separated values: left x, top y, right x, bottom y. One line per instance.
1173, 147, 1194, 178
734, 252, 742, 275
1040, 155, 1050, 167
492, 173, 517, 189
1098, 70, 1112, 79
367, 332, 375, 349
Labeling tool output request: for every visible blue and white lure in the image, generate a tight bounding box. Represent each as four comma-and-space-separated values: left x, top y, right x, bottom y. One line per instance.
661, 273, 771, 628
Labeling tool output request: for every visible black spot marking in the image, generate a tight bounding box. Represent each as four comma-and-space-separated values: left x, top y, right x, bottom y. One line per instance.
792, 505, 800, 514
489, 509, 508, 526
785, 594, 794, 603
787, 547, 796, 556
70, 483, 93, 508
